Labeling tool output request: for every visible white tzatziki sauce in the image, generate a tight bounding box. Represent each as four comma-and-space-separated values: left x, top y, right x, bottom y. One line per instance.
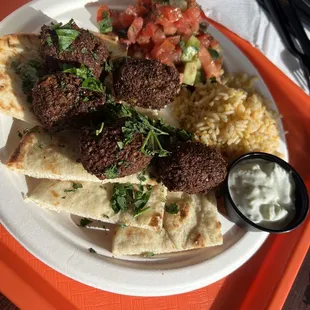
228, 159, 295, 229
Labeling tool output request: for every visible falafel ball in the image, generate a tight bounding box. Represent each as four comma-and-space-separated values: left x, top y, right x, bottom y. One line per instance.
113, 57, 180, 109
32, 72, 106, 131
79, 120, 152, 179
40, 22, 109, 79
154, 141, 227, 194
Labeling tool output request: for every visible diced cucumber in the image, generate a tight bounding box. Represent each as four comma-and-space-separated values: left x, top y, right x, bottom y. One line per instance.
194, 69, 206, 85
183, 61, 198, 86
180, 36, 200, 62
186, 35, 200, 50
181, 46, 198, 62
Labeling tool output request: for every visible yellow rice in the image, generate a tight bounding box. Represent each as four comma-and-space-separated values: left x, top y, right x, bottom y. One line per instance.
172, 73, 282, 161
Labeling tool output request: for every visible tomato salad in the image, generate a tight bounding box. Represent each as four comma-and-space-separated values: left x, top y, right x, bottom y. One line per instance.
97, 0, 223, 86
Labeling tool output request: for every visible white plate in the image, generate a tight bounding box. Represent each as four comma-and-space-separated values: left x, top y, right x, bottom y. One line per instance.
0, 0, 288, 296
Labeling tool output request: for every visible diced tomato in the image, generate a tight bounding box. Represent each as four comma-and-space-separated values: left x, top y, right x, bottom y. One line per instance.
199, 46, 221, 80
174, 16, 192, 36
152, 27, 166, 44
151, 39, 175, 64
119, 6, 138, 28
164, 24, 177, 35
136, 23, 157, 44
119, 38, 131, 49
97, 5, 110, 22
156, 15, 171, 27
184, 6, 201, 23
166, 35, 180, 45
170, 47, 182, 63
197, 34, 213, 49
128, 17, 144, 43
110, 10, 123, 29
137, 0, 152, 9
157, 6, 182, 23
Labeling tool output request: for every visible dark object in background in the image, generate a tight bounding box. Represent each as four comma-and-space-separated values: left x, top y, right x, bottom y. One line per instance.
256, 0, 310, 92
32, 72, 106, 131
79, 120, 152, 180
154, 141, 227, 194
113, 57, 180, 110
40, 22, 109, 79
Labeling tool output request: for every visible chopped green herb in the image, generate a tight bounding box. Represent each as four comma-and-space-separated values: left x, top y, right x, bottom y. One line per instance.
81, 47, 88, 54
138, 172, 146, 182
165, 203, 179, 214
208, 48, 220, 60
79, 218, 93, 227
209, 76, 217, 83
98, 11, 113, 34
111, 183, 152, 218
117, 141, 124, 150
102, 214, 109, 219
55, 28, 80, 52
143, 251, 155, 257
199, 22, 209, 34
73, 183, 83, 190
63, 64, 92, 79
83, 97, 89, 102
81, 78, 105, 92
104, 165, 119, 179
120, 223, 127, 228
51, 18, 75, 30
96, 122, 105, 136
179, 40, 186, 52
64, 182, 83, 192
91, 51, 99, 61
104, 61, 113, 72
88, 247, 97, 253
38, 144, 44, 149
140, 130, 170, 157
60, 81, 67, 90
46, 36, 53, 46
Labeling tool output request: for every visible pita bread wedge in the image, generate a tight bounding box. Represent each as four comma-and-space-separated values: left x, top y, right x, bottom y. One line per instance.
6, 126, 156, 185
112, 191, 223, 255
26, 180, 167, 231
0, 33, 42, 124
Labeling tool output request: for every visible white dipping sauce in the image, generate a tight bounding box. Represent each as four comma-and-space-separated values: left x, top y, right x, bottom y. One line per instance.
228, 159, 295, 229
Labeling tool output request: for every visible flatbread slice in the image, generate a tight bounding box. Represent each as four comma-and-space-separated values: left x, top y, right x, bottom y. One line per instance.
0, 33, 42, 124
26, 180, 167, 231
112, 191, 223, 255
5, 127, 156, 185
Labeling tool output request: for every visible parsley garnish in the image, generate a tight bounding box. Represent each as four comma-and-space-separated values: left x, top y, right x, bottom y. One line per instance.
141, 130, 169, 157
98, 11, 113, 34
96, 122, 105, 136
104, 61, 113, 72
81, 47, 87, 54
64, 182, 83, 192
143, 252, 155, 257
88, 247, 97, 253
55, 28, 80, 51
81, 78, 105, 92
208, 48, 220, 60
46, 36, 53, 46
79, 218, 93, 227
104, 165, 119, 179
138, 172, 146, 182
111, 183, 152, 218
63, 64, 92, 80
120, 223, 127, 228
165, 203, 179, 214
117, 141, 124, 150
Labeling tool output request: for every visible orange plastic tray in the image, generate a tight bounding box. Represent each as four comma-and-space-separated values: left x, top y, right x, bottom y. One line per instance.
1, 2, 310, 309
